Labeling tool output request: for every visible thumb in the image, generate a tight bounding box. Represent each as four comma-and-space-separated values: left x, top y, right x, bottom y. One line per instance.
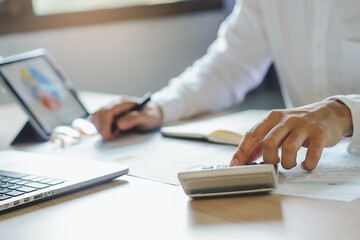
115, 112, 145, 131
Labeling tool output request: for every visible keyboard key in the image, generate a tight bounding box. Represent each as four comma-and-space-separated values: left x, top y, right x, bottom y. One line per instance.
8, 185, 22, 190
25, 182, 49, 189
1, 177, 15, 182
0, 194, 11, 201
47, 179, 65, 186
0, 183, 14, 188
0, 188, 11, 194
0, 170, 27, 178
30, 177, 48, 182
16, 180, 31, 185
38, 178, 57, 184
17, 186, 37, 193
21, 175, 40, 181
8, 179, 23, 184
5, 190, 25, 197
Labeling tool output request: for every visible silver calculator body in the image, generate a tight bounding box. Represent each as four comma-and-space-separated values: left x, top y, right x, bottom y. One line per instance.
178, 164, 278, 198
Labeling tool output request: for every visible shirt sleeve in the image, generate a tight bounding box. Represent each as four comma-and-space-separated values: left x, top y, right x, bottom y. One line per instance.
327, 94, 360, 153
152, 0, 272, 123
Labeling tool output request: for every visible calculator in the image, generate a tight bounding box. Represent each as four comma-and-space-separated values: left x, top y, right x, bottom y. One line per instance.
178, 163, 278, 198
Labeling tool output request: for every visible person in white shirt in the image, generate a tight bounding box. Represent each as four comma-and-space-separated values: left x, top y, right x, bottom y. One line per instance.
90, 0, 359, 171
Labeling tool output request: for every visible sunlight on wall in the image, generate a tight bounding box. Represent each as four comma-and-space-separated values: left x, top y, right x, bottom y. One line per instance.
32, 0, 182, 15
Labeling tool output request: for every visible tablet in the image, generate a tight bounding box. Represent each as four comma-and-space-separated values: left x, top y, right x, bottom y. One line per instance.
0, 49, 88, 140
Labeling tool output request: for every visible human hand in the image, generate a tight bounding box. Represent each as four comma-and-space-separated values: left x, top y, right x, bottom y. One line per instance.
90, 95, 163, 140
229, 100, 353, 171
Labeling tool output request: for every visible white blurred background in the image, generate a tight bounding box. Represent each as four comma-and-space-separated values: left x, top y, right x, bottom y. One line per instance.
0, 0, 236, 104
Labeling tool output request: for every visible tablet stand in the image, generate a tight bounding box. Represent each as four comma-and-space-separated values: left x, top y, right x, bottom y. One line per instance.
11, 121, 47, 146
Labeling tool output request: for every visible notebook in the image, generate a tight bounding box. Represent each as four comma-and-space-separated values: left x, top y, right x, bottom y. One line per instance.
0, 150, 128, 212
161, 110, 269, 146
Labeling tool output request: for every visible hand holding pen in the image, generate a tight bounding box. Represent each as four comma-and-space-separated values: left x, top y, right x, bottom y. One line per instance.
110, 92, 152, 132
90, 92, 163, 140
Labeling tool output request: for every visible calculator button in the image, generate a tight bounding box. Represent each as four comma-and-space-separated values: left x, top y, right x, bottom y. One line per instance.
215, 164, 229, 169
246, 161, 265, 165
202, 165, 214, 170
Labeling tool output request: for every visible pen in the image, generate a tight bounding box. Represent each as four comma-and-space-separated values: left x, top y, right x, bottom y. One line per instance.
111, 92, 152, 133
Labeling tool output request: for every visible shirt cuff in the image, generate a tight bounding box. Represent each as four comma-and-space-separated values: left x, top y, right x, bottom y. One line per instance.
326, 95, 360, 153
151, 89, 184, 125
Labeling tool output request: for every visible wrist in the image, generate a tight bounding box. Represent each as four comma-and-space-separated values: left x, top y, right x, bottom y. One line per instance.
327, 99, 353, 136
149, 102, 164, 127
155, 103, 164, 126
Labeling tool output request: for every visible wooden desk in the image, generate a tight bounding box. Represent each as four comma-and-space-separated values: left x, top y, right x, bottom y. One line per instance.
1, 92, 360, 240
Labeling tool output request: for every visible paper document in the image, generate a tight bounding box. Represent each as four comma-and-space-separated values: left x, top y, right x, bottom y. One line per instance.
275, 139, 360, 201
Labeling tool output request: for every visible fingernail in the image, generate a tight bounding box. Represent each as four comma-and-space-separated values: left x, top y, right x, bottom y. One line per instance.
230, 158, 239, 166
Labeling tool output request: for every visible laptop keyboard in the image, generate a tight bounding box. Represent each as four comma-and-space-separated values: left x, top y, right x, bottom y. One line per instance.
0, 170, 65, 201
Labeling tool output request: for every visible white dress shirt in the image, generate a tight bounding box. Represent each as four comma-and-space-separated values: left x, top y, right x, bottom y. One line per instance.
152, 0, 360, 152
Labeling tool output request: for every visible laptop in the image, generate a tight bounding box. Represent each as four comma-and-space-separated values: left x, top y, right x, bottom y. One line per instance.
0, 49, 129, 212
0, 150, 128, 212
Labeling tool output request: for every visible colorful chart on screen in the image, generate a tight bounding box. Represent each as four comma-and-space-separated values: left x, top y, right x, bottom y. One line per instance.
20, 66, 62, 111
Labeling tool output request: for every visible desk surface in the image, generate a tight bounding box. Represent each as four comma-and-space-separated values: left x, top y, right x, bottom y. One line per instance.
1, 92, 360, 240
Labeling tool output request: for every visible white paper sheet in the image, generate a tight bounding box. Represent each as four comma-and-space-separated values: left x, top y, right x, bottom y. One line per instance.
274, 139, 360, 201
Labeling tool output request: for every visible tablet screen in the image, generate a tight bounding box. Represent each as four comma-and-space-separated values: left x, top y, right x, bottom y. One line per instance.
0, 55, 88, 135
